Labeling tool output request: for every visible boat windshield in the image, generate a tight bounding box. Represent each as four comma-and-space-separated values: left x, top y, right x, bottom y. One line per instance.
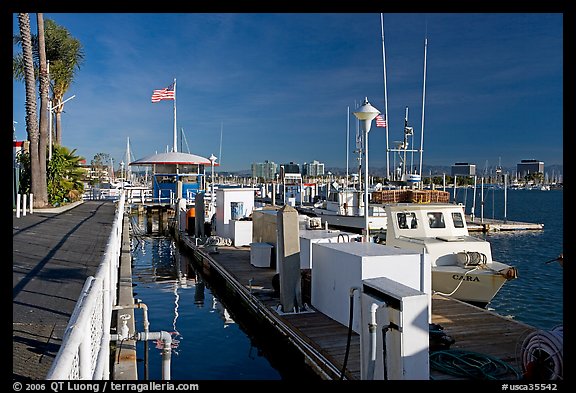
452, 212, 465, 228
397, 212, 418, 229
427, 212, 445, 228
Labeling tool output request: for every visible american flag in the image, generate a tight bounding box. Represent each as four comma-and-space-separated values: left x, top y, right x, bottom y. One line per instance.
151, 82, 175, 103
375, 114, 387, 127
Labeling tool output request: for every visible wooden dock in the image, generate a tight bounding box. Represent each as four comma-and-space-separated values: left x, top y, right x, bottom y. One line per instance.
465, 215, 544, 232
177, 232, 538, 380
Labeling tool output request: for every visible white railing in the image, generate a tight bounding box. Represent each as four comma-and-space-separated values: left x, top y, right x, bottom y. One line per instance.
46, 193, 126, 380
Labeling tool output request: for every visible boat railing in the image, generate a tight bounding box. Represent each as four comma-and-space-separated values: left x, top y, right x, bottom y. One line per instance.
46, 193, 125, 380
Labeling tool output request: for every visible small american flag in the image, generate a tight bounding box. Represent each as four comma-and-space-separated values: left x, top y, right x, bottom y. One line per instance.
375, 114, 387, 127
151, 82, 175, 103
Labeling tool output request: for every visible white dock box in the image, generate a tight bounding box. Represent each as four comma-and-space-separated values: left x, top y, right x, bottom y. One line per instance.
250, 242, 273, 268
299, 229, 359, 269
311, 242, 430, 334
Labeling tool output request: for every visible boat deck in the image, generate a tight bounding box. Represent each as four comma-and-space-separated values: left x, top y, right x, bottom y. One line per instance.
179, 233, 537, 380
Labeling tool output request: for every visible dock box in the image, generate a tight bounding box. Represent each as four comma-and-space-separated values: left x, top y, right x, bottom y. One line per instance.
311, 242, 430, 334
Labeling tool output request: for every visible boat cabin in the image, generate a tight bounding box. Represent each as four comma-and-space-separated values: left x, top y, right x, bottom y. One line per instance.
130, 151, 216, 205
386, 203, 470, 239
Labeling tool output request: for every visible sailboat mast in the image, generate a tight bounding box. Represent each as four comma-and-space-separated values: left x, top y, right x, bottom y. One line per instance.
219, 121, 223, 165
418, 37, 428, 185
346, 106, 350, 190
125, 137, 132, 182
380, 13, 391, 180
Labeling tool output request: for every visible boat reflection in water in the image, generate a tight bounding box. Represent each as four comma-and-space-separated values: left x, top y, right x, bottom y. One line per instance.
131, 236, 283, 380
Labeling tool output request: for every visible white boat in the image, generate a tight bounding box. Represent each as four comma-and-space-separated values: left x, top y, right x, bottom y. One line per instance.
300, 188, 388, 233
383, 202, 518, 308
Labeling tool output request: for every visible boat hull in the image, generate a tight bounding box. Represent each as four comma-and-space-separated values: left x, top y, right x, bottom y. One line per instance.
432, 266, 511, 307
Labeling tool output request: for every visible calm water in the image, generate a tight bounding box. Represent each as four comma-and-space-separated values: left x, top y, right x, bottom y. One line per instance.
452, 187, 563, 330
129, 188, 563, 379
130, 235, 283, 380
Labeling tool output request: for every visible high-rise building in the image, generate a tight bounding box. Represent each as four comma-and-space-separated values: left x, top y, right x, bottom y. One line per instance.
302, 160, 325, 176
251, 160, 278, 180
282, 162, 300, 174
517, 159, 544, 178
451, 162, 476, 176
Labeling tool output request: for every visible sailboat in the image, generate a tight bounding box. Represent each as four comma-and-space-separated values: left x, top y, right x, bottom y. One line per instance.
298, 14, 433, 235
371, 14, 518, 307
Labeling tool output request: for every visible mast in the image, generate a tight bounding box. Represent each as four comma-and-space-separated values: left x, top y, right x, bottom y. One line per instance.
125, 137, 132, 182
346, 106, 350, 189
418, 36, 428, 184
219, 121, 223, 165
380, 13, 391, 180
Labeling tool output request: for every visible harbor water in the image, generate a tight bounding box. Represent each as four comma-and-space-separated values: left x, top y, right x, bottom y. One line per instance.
130, 231, 320, 380
129, 188, 562, 379
452, 187, 563, 330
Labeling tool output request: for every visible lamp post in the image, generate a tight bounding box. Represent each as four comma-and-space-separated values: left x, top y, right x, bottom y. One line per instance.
209, 154, 217, 210
353, 97, 380, 242
48, 94, 76, 160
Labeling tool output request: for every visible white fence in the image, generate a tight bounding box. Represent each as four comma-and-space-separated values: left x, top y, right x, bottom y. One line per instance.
46, 193, 126, 380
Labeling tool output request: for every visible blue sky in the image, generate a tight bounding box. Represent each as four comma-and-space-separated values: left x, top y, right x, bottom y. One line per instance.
12, 13, 563, 173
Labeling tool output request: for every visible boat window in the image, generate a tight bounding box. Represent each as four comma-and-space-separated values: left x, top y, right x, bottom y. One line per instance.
397, 212, 418, 229
180, 176, 198, 184
427, 212, 445, 228
452, 212, 465, 228
157, 176, 176, 183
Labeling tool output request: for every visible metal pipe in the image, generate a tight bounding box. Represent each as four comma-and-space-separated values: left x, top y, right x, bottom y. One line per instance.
136, 331, 172, 380
114, 301, 150, 379
367, 302, 380, 380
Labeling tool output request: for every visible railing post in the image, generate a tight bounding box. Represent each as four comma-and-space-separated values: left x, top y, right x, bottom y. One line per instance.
22, 194, 27, 216
16, 194, 21, 218
29, 193, 34, 214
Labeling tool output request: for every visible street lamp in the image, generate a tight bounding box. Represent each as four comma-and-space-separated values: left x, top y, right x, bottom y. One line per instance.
48, 94, 76, 160
209, 154, 217, 209
353, 97, 380, 242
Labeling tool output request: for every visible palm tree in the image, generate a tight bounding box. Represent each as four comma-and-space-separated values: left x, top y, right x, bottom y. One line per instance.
36, 13, 50, 206
43, 19, 84, 145
47, 146, 86, 205
13, 18, 84, 147
16, 13, 43, 207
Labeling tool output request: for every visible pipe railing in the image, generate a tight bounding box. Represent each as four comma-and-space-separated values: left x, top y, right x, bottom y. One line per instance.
46, 193, 125, 380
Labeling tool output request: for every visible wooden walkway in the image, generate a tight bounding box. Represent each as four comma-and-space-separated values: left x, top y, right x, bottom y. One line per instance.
12, 200, 118, 380
178, 233, 538, 380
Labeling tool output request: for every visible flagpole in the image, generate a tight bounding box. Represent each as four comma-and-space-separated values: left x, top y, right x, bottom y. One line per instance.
173, 78, 177, 152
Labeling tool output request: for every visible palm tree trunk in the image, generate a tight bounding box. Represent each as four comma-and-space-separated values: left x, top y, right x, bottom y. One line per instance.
18, 13, 42, 206
56, 109, 63, 145
37, 13, 50, 206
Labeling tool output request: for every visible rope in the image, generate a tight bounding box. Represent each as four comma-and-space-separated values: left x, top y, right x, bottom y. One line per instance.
433, 266, 480, 297
520, 325, 563, 380
430, 349, 522, 380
